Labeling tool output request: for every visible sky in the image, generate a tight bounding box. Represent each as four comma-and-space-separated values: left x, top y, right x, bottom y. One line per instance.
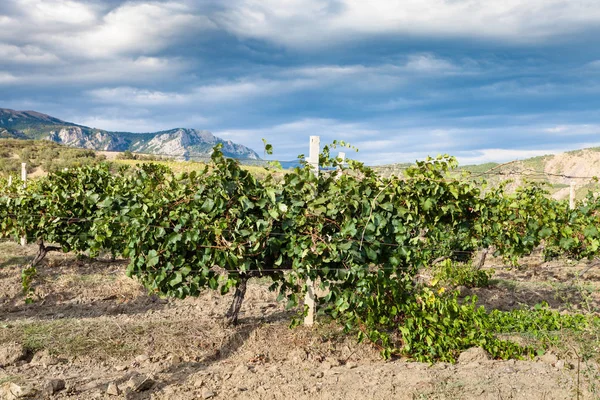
2, 0, 600, 165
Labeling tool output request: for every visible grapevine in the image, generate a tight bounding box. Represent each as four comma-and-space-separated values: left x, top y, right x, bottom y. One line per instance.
1, 142, 599, 361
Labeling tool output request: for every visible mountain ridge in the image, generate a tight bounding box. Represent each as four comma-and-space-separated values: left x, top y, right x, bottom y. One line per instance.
0, 108, 260, 160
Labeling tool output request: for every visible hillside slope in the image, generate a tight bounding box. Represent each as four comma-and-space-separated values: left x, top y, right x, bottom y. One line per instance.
375, 148, 600, 201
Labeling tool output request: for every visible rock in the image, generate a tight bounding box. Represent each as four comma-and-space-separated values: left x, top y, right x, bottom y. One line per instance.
168, 354, 182, 367
201, 388, 215, 399
30, 350, 59, 367
42, 379, 65, 397
0, 382, 37, 399
114, 365, 128, 372
555, 360, 566, 370
126, 374, 154, 392
106, 383, 120, 396
346, 362, 358, 369
0, 343, 26, 368
193, 377, 204, 388
134, 354, 150, 364
457, 347, 491, 364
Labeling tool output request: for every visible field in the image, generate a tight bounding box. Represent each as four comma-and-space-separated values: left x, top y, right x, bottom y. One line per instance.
0, 241, 599, 399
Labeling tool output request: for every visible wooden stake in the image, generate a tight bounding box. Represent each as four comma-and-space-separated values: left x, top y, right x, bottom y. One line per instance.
20, 163, 26, 246
304, 136, 320, 326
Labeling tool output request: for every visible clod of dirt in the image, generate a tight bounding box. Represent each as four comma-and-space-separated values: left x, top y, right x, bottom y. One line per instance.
42, 379, 65, 397
201, 388, 215, 399
345, 361, 358, 369
0, 382, 37, 399
539, 352, 559, 365
457, 347, 491, 364
0, 342, 26, 368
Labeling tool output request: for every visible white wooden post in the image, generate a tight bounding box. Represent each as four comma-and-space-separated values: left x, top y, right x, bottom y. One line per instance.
7, 175, 12, 186
20, 163, 26, 246
304, 136, 320, 326
21, 163, 26, 186
570, 181, 576, 210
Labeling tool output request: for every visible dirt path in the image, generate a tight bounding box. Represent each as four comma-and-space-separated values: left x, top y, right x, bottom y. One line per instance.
0, 242, 598, 399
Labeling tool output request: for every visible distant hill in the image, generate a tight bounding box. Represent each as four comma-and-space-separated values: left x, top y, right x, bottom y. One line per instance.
0, 108, 260, 161
374, 148, 600, 201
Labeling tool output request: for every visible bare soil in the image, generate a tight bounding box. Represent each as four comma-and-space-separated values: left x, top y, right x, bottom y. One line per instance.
0, 242, 598, 399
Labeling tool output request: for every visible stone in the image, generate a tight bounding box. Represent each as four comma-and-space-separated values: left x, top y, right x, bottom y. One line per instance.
30, 350, 59, 367
126, 374, 154, 392
106, 383, 120, 396
0, 382, 37, 399
346, 362, 358, 369
114, 365, 128, 372
42, 379, 65, 396
169, 355, 182, 366
134, 354, 150, 363
555, 360, 566, 370
0, 343, 26, 368
201, 388, 215, 399
193, 377, 204, 388
457, 347, 491, 364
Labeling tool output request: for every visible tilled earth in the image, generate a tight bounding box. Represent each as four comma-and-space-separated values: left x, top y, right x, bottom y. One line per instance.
0, 242, 598, 399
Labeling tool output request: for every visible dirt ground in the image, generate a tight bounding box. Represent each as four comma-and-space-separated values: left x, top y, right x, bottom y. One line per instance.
0, 242, 599, 399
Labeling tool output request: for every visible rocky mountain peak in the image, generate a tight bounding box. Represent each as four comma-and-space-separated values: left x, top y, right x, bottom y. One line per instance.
0, 108, 260, 161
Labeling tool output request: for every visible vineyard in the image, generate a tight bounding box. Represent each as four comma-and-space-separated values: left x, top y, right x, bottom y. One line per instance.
1, 142, 600, 398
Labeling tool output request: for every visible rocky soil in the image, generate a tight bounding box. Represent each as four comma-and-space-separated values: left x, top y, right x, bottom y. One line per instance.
0, 242, 598, 399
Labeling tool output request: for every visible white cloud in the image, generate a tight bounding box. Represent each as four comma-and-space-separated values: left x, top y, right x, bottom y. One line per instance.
18, 0, 98, 25
0, 44, 60, 64
543, 124, 600, 135
57, 2, 214, 59
89, 87, 188, 106
2, 56, 188, 86
216, 0, 600, 47
0, 72, 18, 84
1, 2, 216, 61
88, 76, 317, 106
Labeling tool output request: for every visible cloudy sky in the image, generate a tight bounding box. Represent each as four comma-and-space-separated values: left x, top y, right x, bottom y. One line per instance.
2, 0, 600, 164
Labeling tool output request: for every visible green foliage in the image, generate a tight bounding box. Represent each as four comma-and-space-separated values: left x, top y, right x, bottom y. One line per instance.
0, 139, 106, 176
397, 291, 530, 362
433, 259, 492, 288
2, 141, 600, 363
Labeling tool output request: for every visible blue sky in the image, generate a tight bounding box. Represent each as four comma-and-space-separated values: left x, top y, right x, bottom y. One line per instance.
2, 0, 600, 165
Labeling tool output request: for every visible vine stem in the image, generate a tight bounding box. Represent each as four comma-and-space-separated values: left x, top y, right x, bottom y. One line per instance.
359, 181, 393, 250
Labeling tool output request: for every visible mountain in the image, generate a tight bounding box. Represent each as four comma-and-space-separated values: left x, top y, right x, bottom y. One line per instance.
0, 108, 260, 160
